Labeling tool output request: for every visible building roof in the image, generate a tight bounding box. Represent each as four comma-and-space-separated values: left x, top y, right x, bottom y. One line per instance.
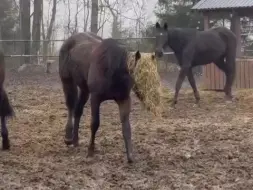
192, 0, 253, 11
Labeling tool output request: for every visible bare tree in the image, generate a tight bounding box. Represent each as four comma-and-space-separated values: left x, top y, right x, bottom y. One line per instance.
129, 0, 146, 37
103, 0, 121, 38
98, 2, 108, 36
66, 0, 71, 35
102, 0, 137, 38
73, 0, 83, 33
42, 0, 57, 63
20, 0, 31, 64
91, 0, 98, 33
31, 0, 43, 63
83, 0, 90, 31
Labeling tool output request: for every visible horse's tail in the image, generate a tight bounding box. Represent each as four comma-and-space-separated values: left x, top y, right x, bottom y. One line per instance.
58, 37, 77, 78
0, 89, 14, 117
224, 29, 237, 82
0, 52, 14, 118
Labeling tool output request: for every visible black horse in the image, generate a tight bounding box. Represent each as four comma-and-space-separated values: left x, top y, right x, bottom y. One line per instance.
0, 51, 14, 150
155, 22, 237, 106
59, 33, 150, 163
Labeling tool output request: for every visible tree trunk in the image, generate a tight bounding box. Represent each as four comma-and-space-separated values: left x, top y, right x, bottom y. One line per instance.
42, 0, 57, 63
0, 24, 2, 50
112, 17, 120, 38
32, 0, 43, 64
83, 0, 90, 32
20, 0, 31, 65
91, 0, 98, 33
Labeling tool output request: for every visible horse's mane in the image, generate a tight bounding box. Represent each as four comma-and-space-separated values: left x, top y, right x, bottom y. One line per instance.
166, 28, 198, 57
92, 38, 128, 80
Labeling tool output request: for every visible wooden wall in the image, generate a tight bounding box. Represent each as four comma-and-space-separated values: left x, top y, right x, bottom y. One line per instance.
202, 59, 253, 90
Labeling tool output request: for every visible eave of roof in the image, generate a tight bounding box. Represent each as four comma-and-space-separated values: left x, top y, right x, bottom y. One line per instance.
192, 0, 253, 11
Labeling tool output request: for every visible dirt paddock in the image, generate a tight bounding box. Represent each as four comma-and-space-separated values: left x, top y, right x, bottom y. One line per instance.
1, 71, 253, 190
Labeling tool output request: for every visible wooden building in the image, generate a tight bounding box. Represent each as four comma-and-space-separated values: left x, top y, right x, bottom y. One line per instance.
192, 0, 253, 90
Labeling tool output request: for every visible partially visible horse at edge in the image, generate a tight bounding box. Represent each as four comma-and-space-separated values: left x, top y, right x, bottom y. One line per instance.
155, 22, 237, 106
0, 51, 14, 150
59, 32, 152, 163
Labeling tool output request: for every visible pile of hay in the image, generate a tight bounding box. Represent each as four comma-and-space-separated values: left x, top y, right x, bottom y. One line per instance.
128, 52, 163, 116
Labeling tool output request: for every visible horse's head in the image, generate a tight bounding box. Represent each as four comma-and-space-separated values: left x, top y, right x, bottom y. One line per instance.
127, 51, 156, 73
129, 51, 161, 114
155, 22, 168, 58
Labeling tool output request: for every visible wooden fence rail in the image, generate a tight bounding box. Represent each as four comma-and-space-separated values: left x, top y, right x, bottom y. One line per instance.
202, 58, 253, 90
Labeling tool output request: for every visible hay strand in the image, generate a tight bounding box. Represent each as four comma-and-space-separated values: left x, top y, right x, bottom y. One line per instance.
128, 52, 164, 116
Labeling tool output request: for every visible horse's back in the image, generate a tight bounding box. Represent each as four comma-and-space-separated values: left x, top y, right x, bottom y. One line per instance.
88, 38, 131, 99
189, 27, 235, 64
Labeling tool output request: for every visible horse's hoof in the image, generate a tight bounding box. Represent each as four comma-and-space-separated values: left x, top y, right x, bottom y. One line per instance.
171, 104, 176, 109
2, 139, 10, 150
231, 97, 238, 102
193, 104, 198, 108
225, 99, 234, 104
170, 100, 176, 107
193, 102, 200, 107
87, 149, 94, 158
225, 95, 236, 102
64, 138, 73, 146
127, 157, 134, 164
72, 140, 79, 147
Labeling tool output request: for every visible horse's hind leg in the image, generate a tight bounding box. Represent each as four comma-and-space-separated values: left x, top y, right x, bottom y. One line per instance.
0, 89, 13, 150
214, 58, 235, 100
172, 68, 188, 106
62, 78, 78, 145
225, 56, 236, 101
1, 116, 9, 150
87, 94, 101, 157
187, 68, 200, 104
72, 87, 89, 146
116, 97, 133, 163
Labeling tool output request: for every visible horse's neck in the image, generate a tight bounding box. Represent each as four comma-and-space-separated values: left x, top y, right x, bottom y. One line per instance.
167, 29, 196, 56
127, 53, 136, 73
167, 32, 184, 54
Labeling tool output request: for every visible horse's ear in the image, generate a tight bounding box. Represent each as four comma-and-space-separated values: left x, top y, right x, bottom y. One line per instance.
151, 54, 155, 60
164, 23, 168, 30
156, 22, 161, 29
135, 50, 141, 61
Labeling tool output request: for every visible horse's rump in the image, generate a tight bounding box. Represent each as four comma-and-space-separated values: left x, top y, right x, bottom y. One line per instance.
59, 32, 102, 79
86, 32, 103, 42
202, 27, 237, 50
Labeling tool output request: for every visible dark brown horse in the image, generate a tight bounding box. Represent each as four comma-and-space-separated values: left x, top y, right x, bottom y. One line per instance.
0, 51, 14, 150
59, 32, 143, 163
155, 22, 237, 106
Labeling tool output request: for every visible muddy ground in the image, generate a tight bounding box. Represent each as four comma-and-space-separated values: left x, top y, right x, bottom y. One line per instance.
1, 70, 253, 190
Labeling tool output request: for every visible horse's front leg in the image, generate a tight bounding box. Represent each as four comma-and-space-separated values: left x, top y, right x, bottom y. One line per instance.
187, 68, 200, 105
172, 47, 194, 107
116, 97, 133, 163
172, 67, 188, 107
1, 116, 10, 150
